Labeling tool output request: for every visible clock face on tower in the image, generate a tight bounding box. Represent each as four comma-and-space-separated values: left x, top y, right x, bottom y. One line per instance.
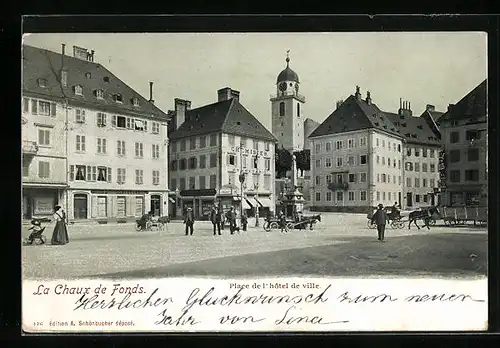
295, 83, 299, 92
278, 82, 287, 92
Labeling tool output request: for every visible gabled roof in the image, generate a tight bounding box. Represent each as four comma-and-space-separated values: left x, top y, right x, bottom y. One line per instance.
22, 45, 169, 121
309, 94, 401, 139
429, 110, 444, 122
439, 79, 487, 122
169, 98, 277, 142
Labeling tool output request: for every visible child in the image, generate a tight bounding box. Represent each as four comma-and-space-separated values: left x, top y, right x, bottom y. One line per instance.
27, 219, 45, 245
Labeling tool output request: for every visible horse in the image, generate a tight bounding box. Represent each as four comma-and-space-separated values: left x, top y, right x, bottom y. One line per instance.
408, 206, 440, 230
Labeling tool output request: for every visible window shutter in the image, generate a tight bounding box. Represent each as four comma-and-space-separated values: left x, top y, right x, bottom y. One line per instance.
91, 195, 98, 218
107, 167, 112, 182
144, 121, 148, 131
81, 136, 86, 151
38, 162, 43, 177
123, 169, 126, 183
23, 98, 30, 112
82, 110, 86, 122
112, 115, 117, 127
51, 103, 56, 116
103, 113, 107, 125
70, 165, 74, 181
86, 166, 92, 181
32, 100, 38, 114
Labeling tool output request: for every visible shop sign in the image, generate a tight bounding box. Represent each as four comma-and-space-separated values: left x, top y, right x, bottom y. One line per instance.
229, 147, 269, 157
34, 196, 54, 215
180, 189, 217, 197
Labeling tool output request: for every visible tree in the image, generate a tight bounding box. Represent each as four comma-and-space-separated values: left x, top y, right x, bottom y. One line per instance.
275, 146, 292, 178
293, 149, 310, 176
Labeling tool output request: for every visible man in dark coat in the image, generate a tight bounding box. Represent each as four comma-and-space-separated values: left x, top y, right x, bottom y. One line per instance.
210, 205, 222, 235
226, 207, 237, 235
184, 207, 195, 236
241, 212, 248, 231
371, 204, 389, 241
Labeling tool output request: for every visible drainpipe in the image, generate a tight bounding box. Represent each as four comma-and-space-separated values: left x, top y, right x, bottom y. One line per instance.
64, 99, 69, 222
367, 130, 373, 212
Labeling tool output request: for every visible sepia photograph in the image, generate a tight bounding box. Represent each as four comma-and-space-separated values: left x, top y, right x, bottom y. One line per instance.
21, 31, 488, 332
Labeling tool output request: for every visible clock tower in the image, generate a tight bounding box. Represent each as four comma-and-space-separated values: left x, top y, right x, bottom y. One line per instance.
270, 51, 305, 152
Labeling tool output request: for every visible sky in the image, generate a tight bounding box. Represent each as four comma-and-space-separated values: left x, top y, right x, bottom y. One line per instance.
23, 32, 487, 129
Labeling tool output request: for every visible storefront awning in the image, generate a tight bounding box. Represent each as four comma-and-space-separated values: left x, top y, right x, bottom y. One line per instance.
23, 183, 69, 189
242, 199, 252, 210
255, 197, 272, 208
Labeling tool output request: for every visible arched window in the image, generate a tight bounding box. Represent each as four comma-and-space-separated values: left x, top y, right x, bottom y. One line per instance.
297, 103, 300, 117
279, 102, 285, 117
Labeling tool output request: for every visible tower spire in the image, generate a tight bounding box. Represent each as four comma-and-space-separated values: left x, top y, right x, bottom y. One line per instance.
286, 49, 290, 67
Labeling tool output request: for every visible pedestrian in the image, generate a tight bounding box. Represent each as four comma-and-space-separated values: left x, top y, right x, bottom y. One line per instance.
51, 205, 69, 245
371, 204, 389, 242
220, 208, 225, 230
184, 207, 195, 236
279, 211, 288, 233
210, 204, 222, 235
226, 207, 237, 234
241, 211, 248, 231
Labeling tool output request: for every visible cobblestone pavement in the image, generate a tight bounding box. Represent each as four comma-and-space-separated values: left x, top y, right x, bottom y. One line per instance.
21, 213, 487, 280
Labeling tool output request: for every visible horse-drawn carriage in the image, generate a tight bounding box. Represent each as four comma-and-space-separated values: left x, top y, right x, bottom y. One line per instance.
135, 215, 170, 232
366, 207, 405, 229
263, 213, 321, 232
367, 206, 439, 230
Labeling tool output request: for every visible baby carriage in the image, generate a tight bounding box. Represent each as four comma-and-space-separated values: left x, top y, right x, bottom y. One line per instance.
24, 218, 50, 245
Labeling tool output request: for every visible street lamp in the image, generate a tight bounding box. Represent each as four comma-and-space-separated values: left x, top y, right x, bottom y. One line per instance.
238, 140, 245, 228
254, 181, 260, 227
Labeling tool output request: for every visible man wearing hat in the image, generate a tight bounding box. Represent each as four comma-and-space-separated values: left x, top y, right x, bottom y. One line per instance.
371, 204, 389, 241
184, 207, 195, 236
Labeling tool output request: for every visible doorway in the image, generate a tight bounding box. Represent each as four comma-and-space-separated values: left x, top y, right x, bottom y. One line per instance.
74, 194, 88, 219
150, 195, 161, 216
406, 192, 413, 207
398, 192, 402, 207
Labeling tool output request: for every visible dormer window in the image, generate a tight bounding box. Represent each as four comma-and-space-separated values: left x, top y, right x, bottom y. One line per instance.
132, 97, 139, 107
95, 89, 104, 99
37, 78, 47, 88
74, 85, 83, 96
103, 76, 110, 83
85, 72, 92, 79
113, 94, 123, 103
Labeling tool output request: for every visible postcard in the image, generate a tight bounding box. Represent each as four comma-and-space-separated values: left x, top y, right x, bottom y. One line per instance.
21, 31, 488, 333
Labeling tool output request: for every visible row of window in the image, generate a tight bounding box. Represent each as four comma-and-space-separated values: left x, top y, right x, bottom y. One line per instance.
69, 165, 161, 185
447, 148, 481, 163
171, 174, 272, 191
405, 162, 438, 172
74, 136, 161, 159
376, 156, 402, 169
93, 195, 145, 219
405, 177, 437, 188
377, 174, 402, 185
315, 173, 368, 186
74, 109, 161, 134
314, 154, 368, 169
170, 135, 272, 153
23, 98, 57, 117
406, 147, 438, 158
374, 138, 402, 152
449, 129, 485, 144
448, 169, 482, 183
278, 101, 300, 117
227, 154, 271, 171
314, 137, 368, 154
315, 190, 368, 202
22, 161, 51, 178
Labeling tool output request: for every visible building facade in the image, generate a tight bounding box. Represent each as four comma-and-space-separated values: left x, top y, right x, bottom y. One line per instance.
438, 79, 487, 206
168, 88, 277, 220
309, 86, 441, 212
22, 95, 67, 219
22, 44, 171, 222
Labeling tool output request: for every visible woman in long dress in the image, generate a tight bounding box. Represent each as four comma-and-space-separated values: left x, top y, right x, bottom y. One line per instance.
51, 205, 69, 245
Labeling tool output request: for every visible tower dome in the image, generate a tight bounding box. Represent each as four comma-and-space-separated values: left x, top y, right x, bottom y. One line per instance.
276, 53, 299, 84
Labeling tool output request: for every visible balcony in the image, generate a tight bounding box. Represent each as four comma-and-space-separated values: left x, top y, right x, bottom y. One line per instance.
328, 182, 349, 191
270, 91, 306, 102
22, 141, 38, 155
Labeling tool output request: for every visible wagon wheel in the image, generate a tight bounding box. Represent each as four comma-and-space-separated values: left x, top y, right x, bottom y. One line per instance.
367, 220, 376, 229
263, 222, 272, 232
270, 222, 279, 229
429, 219, 436, 225
391, 220, 403, 229
287, 222, 294, 230
157, 222, 164, 231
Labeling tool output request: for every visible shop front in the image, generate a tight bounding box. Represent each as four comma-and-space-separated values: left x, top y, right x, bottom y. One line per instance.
254, 195, 273, 217
22, 183, 67, 220
179, 189, 217, 220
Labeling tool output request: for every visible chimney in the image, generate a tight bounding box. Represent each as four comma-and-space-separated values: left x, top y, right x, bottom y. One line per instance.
398, 98, 413, 118
366, 91, 372, 105
218, 87, 233, 102
61, 43, 66, 66
60, 44, 67, 87
90, 50, 95, 62
448, 104, 455, 112
426, 104, 435, 112
336, 100, 343, 109
149, 81, 154, 104
355, 85, 361, 100
230, 89, 240, 102
174, 98, 191, 130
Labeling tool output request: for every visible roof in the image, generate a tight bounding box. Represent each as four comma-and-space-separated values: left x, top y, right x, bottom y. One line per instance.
169, 98, 277, 142
384, 112, 441, 146
309, 94, 441, 146
439, 79, 487, 122
429, 110, 444, 122
22, 45, 170, 121
277, 58, 299, 84
309, 94, 401, 139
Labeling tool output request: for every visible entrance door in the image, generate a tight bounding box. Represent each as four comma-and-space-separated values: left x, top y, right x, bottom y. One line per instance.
406, 192, 413, 207
74, 194, 88, 219
398, 192, 402, 207
431, 194, 435, 206
150, 195, 161, 216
